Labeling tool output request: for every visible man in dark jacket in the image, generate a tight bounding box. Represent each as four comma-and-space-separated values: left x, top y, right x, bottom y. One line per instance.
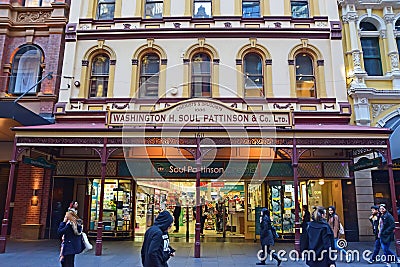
367, 205, 380, 263
172, 201, 181, 233
301, 206, 335, 267
378, 204, 399, 265
141, 210, 175, 267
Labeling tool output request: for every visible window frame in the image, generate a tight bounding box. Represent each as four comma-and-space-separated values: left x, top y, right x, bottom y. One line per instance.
145, 0, 164, 19
9, 45, 43, 95
97, 0, 116, 20
139, 53, 161, 98
191, 53, 212, 98
291, 0, 309, 19
243, 53, 264, 97
89, 54, 110, 98
242, 0, 260, 18
295, 53, 316, 98
360, 37, 383, 76
193, 0, 212, 18
23, 0, 52, 6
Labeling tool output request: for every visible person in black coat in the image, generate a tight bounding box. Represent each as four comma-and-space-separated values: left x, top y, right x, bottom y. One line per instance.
378, 204, 399, 264
366, 205, 381, 263
301, 206, 335, 267
172, 200, 181, 233
256, 208, 281, 266
58, 211, 84, 267
141, 210, 175, 267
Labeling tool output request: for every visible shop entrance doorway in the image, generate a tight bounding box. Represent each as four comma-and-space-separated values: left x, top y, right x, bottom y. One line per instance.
134, 181, 246, 238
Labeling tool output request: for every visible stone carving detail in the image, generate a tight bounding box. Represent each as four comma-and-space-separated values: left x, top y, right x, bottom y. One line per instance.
390, 54, 399, 69
384, 15, 395, 24
352, 51, 361, 70
316, 21, 328, 27
17, 11, 51, 23
372, 104, 396, 119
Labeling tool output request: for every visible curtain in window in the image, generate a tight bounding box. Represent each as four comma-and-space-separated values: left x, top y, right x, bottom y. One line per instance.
97, 0, 115, 20
291, 1, 309, 18
191, 53, 211, 97
193, 0, 212, 18
244, 53, 263, 97
361, 37, 382, 76
145, 0, 164, 18
295, 54, 316, 98
242, 0, 260, 18
9, 45, 42, 94
139, 54, 160, 98
89, 55, 110, 98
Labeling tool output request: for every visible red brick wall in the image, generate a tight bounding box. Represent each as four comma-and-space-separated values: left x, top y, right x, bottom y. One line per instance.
11, 163, 50, 239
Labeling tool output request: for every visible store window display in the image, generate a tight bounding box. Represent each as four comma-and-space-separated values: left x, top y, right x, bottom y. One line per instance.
89, 179, 132, 237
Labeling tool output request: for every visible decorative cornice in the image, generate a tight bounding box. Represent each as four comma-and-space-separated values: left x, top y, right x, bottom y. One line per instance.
348, 87, 400, 100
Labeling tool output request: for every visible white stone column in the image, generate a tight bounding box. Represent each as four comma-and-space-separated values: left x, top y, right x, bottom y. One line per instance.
355, 170, 375, 242
383, 7, 400, 88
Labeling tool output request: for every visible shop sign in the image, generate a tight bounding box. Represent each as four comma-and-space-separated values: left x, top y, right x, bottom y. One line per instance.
23, 156, 56, 170
351, 157, 381, 172
107, 99, 292, 127
220, 185, 244, 191
211, 182, 225, 187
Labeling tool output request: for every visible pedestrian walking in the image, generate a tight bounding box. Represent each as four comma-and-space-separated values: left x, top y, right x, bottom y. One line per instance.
301, 206, 335, 267
58, 211, 84, 267
367, 205, 381, 263
327, 206, 349, 261
141, 210, 175, 267
378, 204, 399, 266
256, 208, 281, 266
172, 200, 181, 233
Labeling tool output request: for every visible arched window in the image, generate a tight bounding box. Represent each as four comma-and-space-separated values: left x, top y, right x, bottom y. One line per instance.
243, 53, 263, 97
242, 0, 260, 18
89, 54, 110, 98
97, 0, 115, 20
360, 21, 382, 76
295, 53, 316, 98
139, 53, 160, 98
291, 0, 309, 18
193, 0, 212, 18
24, 0, 51, 6
9, 45, 43, 94
191, 53, 211, 97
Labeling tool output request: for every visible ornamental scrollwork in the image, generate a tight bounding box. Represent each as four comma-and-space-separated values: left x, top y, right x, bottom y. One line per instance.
371, 104, 396, 119
352, 51, 361, 69
16, 11, 51, 23
390, 54, 399, 69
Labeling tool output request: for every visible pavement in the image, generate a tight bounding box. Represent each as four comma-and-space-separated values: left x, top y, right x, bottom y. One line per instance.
0, 237, 400, 267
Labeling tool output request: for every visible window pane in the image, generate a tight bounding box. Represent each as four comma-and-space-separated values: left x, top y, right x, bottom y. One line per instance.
244, 54, 263, 90
145, 2, 163, 18
140, 54, 160, 98
191, 53, 211, 97
397, 38, 400, 54
291, 1, 309, 18
242, 1, 260, 18
24, 0, 52, 6
295, 54, 315, 98
360, 22, 378, 31
395, 20, 400, 31
10, 46, 42, 94
361, 37, 382, 76
194, 2, 211, 18
98, 1, 115, 20
90, 55, 110, 97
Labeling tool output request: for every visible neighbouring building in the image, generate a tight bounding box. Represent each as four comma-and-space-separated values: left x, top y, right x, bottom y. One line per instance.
1, 0, 397, 256
0, 0, 69, 248
338, 0, 400, 240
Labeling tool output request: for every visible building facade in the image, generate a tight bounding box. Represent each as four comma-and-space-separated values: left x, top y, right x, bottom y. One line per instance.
1, 0, 397, 256
339, 0, 400, 241
0, 0, 69, 249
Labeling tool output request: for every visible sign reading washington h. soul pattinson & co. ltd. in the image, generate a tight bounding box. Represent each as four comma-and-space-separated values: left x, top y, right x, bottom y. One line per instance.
107, 99, 292, 127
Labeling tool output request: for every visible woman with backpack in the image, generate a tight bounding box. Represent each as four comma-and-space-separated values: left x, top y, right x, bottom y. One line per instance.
256, 208, 281, 266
